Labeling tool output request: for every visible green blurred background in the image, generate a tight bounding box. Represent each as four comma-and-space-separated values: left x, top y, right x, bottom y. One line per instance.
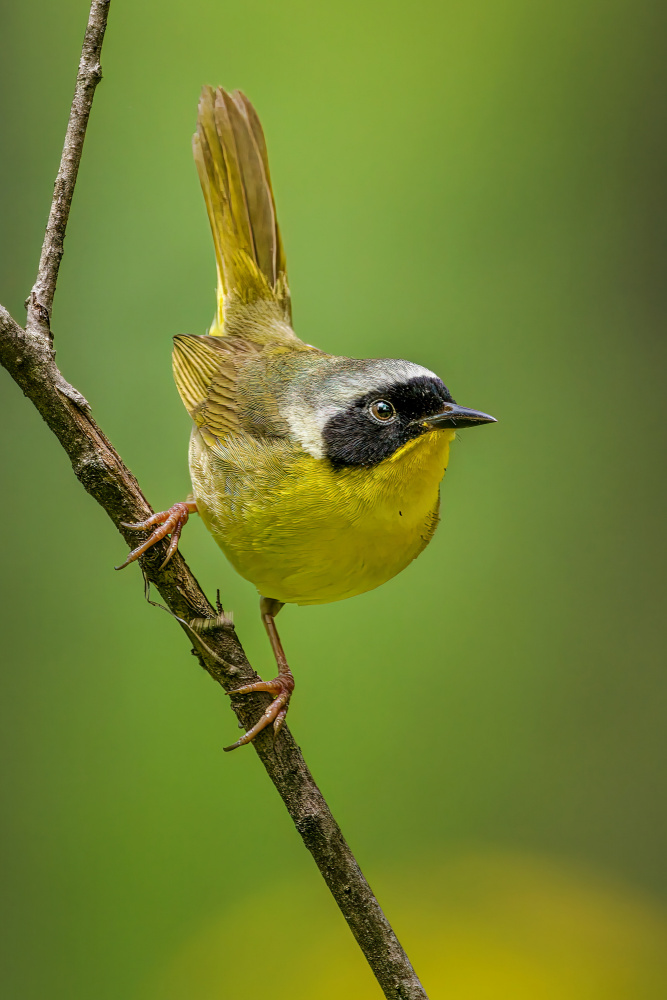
1, 0, 666, 997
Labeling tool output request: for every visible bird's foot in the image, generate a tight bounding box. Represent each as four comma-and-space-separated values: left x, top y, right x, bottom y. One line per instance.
224, 669, 295, 752
115, 501, 197, 571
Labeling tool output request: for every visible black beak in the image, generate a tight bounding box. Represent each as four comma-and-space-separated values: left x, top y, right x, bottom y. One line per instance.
421, 403, 497, 429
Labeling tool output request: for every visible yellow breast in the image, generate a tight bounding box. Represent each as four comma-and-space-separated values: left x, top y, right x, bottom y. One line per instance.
189, 428, 454, 605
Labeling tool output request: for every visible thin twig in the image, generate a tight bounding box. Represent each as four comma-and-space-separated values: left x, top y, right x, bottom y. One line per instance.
0, 4, 429, 998
26, 0, 110, 339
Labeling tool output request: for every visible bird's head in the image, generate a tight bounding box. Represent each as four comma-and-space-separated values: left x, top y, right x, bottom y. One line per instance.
282, 358, 496, 468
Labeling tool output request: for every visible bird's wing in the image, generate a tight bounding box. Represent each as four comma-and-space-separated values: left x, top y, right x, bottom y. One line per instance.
173, 331, 306, 441
172, 334, 250, 438
193, 86, 294, 340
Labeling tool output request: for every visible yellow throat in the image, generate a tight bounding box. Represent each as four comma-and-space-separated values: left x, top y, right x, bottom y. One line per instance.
190, 425, 455, 606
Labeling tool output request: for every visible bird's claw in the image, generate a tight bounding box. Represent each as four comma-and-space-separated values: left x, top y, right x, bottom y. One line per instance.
224, 671, 294, 751
115, 501, 197, 571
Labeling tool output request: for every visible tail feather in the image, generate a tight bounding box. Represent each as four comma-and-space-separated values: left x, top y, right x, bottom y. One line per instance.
193, 86, 290, 330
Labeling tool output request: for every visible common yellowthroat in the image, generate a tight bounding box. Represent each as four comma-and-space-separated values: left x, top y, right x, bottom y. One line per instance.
118, 86, 496, 750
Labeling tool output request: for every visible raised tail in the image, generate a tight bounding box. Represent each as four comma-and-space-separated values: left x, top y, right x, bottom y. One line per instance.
193, 86, 291, 331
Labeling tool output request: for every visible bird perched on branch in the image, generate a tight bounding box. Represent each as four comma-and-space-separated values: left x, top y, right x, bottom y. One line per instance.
117, 86, 496, 750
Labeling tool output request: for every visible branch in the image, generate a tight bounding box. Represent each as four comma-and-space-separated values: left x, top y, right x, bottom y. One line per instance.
1, 4, 429, 999
26, 0, 109, 339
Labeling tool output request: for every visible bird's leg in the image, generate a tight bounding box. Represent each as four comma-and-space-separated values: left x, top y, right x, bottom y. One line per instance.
224, 597, 295, 752
115, 500, 197, 571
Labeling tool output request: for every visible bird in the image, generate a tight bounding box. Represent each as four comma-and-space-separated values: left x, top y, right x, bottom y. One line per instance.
117, 86, 496, 750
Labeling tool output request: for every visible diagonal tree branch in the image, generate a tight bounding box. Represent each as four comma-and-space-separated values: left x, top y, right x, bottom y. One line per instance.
1, 3, 429, 999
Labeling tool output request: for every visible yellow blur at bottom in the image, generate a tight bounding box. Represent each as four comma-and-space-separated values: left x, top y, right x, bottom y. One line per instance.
143, 851, 667, 1000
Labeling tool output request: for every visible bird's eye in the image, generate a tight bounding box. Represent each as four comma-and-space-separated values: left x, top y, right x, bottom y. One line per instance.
369, 400, 396, 423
